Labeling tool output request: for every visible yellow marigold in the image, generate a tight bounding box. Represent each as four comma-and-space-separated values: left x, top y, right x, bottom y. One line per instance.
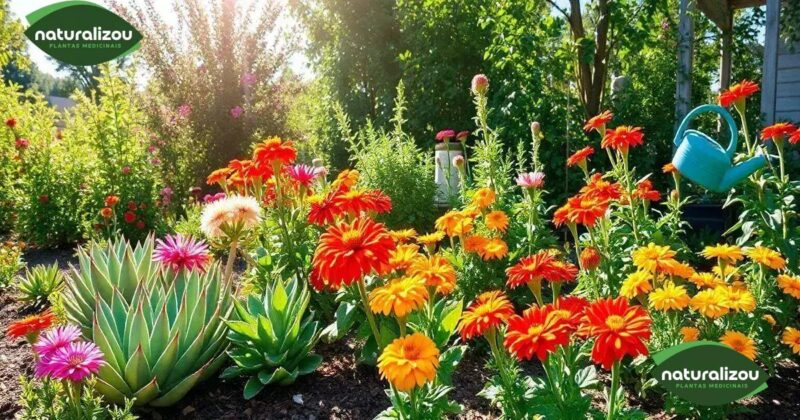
461, 204, 482, 218
464, 235, 489, 253
485, 210, 509, 232
632, 243, 678, 274
701, 244, 744, 264
746, 246, 785, 270
389, 244, 421, 271
681, 326, 700, 342
472, 187, 496, 209
762, 314, 776, 326
649, 281, 690, 311
690, 289, 729, 319
720, 331, 757, 360
689, 272, 724, 289
778, 274, 800, 299
435, 211, 473, 237
388, 228, 417, 244
417, 231, 445, 247
620, 271, 652, 299
378, 333, 439, 392
369, 275, 429, 318
332, 169, 359, 189
478, 238, 508, 260
661, 260, 695, 279
781, 327, 800, 354
718, 286, 756, 312
408, 255, 457, 295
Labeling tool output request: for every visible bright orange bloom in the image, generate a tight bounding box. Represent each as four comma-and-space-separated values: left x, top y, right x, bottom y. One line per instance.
311, 217, 395, 290
579, 297, 651, 369
378, 333, 439, 392
478, 238, 508, 260
620, 271, 652, 299
689, 272, 724, 289
504, 305, 571, 361
550, 295, 590, 331
335, 189, 392, 216
307, 192, 342, 226
781, 327, 800, 354
761, 122, 798, 142
104, 195, 120, 207
649, 281, 690, 311
463, 235, 489, 253
633, 179, 661, 202
662, 163, 677, 174
100, 207, 113, 218
580, 173, 622, 202
253, 137, 297, 166
701, 244, 744, 264
471, 188, 496, 209
458, 291, 515, 341
718, 80, 759, 108
601, 126, 644, 152
720, 331, 757, 360
580, 247, 601, 270
389, 244, 421, 271
388, 229, 417, 244
416, 231, 445, 248
408, 255, 457, 295
746, 246, 785, 270
553, 195, 608, 227
435, 211, 473, 237
206, 168, 232, 185
6, 311, 55, 340
567, 146, 595, 167
777, 274, 800, 299
660, 260, 695, 279
369, 275, 429, 318
332, 169, 359, 190
681, 326, 700, 342
506, 252, 556, 289
484, 210, 509, 232
583, 111, 613, 132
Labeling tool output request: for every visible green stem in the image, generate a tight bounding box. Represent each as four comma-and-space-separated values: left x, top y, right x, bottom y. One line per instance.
607, 360, 621, 420
223, 239, 238, 286
357, 277, 383, 347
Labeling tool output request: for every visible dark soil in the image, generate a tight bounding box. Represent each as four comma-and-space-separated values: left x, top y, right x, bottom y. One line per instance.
1, 248, 800, 419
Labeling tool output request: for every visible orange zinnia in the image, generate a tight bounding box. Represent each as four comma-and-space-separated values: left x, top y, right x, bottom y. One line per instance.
471, 187, 496, 209
579, 297, 651, 369
633, 179, 661, 202
504, 305, 571, 362
206, 167, 232, 186
463, 235, 489, 253
567, 146, 595, 167
104, 195, 120, 207
761, 122, 797, 143
435, 210, 473, 237
253, 137, 297, 166
484, 210, 509, 232
506, 251, 555, 289
662, 163, 677, 174
553, 195, 608, 228
478, 238, 508, 260
6, 311, 55, 341
388, 244, 421, 271
580, 173, 622, 202
457, 290, 515, 341
408, 255, 457, 295
583, 110, 613, 133
790, 128, 800, 145
99, 207, 113, 218
311, 217, 395, 290
718, 80, 759, 108
580, 247, 601, 270
601, 126, 644, 152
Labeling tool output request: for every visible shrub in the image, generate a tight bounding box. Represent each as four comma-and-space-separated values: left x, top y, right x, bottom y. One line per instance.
18, 376, 136, 420
0, 240, 23, 288
16, 262, 63, 306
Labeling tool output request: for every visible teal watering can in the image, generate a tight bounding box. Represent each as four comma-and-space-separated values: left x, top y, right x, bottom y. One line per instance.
672, 104, 767, 193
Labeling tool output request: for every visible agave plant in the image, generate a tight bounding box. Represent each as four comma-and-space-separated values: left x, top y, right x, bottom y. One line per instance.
17, 263, 63, 305
62, 236, 233, 407
222, 278, 322, 399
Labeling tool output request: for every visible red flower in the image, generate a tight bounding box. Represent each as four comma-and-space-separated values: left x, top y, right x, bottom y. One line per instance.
457, 291, 515, 341
456, 130, 469, 141
550, 295, 590, 331
104, 195, 119, 207
761, 122, 798, 142
633, 179, 661, 202
567, 146, 594, 168
718, 80, 759, 108
580, 173, 622, 201
126, 201, 137, 211
583, 111, 613, 133
334, 189, 392, 216
435, 129, 455, 141
580, 247, 601, 270
100, 207, 113, 218
124, 211, 137, 223
579, 297, 651, 369
308, 193, 341, 226
5, 117, 16, 128
206, 168, 232, 185
504, 305, 571, 361
789, 128, 800, 145
136, 221, 146, 230
553, 195, 608, 227
602, 126, 644, 151
6, 311, 55, 340
38, 195, 49, 204
15, 138, 29, 150
506, 252, 555, 289
311, 217, 395, 290
253, 137, 297, 167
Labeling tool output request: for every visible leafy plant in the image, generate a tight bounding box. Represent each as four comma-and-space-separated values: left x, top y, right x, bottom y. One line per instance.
18, 376, 136, 420
222, 278, 322, 399
62, 236, 233, 406
16, 262, 63, 305
0, 240, 23, 288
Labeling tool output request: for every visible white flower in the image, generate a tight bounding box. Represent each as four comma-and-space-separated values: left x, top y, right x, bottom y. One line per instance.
200, 195, 261, 238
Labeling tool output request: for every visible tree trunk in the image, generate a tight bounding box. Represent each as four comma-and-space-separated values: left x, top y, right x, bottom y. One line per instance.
567, 0, 610, 118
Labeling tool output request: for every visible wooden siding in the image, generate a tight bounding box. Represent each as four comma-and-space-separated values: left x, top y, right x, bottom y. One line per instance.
776, 41, 800, 118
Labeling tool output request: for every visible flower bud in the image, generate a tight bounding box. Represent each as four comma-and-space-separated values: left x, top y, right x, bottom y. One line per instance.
471, 74, 489, 95
530, 122, 541, 138
580, 246, 601, 270
453, 155, 465, 168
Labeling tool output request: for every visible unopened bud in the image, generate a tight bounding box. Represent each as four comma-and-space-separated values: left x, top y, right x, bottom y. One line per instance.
530, 122, 541, 138
453, 155, 465, 168
471, 74, 489, 95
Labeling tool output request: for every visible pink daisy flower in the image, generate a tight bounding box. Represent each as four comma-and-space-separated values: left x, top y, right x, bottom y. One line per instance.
153, 234, 211, 272
230, 106, 244, 118
45, 341, 104, 382
436, 129, 456, 141
34, 325, 81, 359
287, 164, 323, 187
515, 171, 545, 189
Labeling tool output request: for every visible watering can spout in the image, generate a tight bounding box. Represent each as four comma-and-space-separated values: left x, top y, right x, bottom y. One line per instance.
718, 153, 768, 191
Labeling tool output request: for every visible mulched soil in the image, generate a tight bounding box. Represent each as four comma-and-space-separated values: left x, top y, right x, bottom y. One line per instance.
1, 248, 799, 419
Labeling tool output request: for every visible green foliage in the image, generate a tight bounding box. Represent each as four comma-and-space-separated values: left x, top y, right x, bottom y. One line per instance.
0, 0, 28, 71
0, 240, 23, 288
341, 82, 438, 231
172, 203, 204, 239
18, 376, 137, 420
222, 278, 322, 399
16, 262, 63, 306
62, 236, 233, 406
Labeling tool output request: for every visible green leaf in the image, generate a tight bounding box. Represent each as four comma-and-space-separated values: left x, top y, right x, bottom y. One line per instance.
243, 376, 266, 400
297, 354, 323, 375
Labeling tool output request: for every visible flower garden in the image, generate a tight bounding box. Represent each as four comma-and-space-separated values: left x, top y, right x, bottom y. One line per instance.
2, 0, 800, 419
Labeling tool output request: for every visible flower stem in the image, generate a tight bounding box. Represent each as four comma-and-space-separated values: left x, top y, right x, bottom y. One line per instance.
607, 360, 621, 420
357, 277, 383, 347
223, 239, 238, 285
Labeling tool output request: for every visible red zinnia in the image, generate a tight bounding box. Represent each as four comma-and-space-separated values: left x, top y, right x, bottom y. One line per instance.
311, 217, 395, 290
761, 122, 798, 142
789, 128, 800, 145
567, 146, 594, 168
253, 137, 297, 167
456, 130, 469, 141
602, 126, 644, 151
718, 80, 759, 108
457, 290, 515, 341
633, 179, 661, 202
308, 192, 342, 226
553, 195, 608, 227
578, 297, 651, 369
506, 252, 556, 289
580, 173, 622, 202
207, 167, 233, 185
104, 195, 119, 207
123, 211, 136, 223
550, 295, 590, 331
583, 111, 613, 133
504, 305, 571, 362
6, 311, 55, 341
5, 117, 16, 128
435, 129, 456, 141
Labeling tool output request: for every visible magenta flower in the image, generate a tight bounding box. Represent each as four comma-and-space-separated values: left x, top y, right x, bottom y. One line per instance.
34, 325, 81, 360
241, 72, 257, 86
203, 192, 226, 203
287, 164, 323, 187
516, 172, 545, 189
436, 129, 456, 142
230, 106, 244, 119
153, 234, 211, 272
121, 166, 131, 174
176, 104, 191, 118
44, 341, 104, 382
15, 138, 29, 150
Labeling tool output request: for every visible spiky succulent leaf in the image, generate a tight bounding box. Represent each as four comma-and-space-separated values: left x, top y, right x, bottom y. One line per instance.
16, 263, 63, 304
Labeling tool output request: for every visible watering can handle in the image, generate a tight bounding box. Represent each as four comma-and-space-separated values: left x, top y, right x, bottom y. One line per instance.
673, 104, 739, 160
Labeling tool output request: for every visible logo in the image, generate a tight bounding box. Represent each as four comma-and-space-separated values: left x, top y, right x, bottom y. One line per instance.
652, 341, 768, 406
24, 1, 142, 66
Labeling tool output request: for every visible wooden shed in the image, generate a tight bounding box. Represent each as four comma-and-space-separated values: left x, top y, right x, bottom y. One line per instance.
676, 0, 800, 124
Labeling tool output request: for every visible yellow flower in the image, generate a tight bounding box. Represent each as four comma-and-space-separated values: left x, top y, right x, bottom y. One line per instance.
701, 244, 744, 264
781, 327, 800, 354
620, 271, 652, 299
712, 264, 740, 281
378, 333, 440, 392
717, 285, 756, 312
690, 289, 729, 319
631, 243, 678, 275
720, 331, 757, 360
661, 260, 696, 279
417, 231, 445, 247
471, 187, 496, 209
478, 238, 508, 260
332, 169, 359, 189
485, 210, 509, 232
388, 228, 417, 244
689, 272, 724, 289
389, 244, 421, 271
762, 314, 776, 326
649, 281, 690, 311
746, 246, 785, 270
777, 274, 800, 299
408, 255, 456, 295
369, 275, 429, 318
681, 326, 700, 342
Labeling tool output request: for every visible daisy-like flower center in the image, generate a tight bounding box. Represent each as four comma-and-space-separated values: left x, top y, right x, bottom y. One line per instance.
527, 324, 545, 337
341, 229, 363, 248
605, 315, 625, 331
68, 354, 84, 367
402, 344, 421, 360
